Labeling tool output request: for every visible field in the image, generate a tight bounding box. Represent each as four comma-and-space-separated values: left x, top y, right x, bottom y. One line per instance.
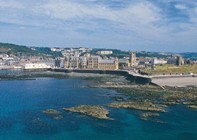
144, 64, 197, 75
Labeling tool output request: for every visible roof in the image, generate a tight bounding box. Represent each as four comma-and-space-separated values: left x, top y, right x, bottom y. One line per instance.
99, 59, 114, 64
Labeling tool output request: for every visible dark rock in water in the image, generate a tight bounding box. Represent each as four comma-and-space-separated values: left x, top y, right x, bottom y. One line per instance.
42, 109, 61, 115
24, 117, 59, 135
112, 96, 125, 101
63, 105, 111, 120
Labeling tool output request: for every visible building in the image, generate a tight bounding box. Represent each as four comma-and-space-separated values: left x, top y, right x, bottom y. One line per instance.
55, 58, 61, 68
23, 63, 51, 70
87, 56, 100, 69
167, 57, 177, 64
70, 57, 79, 69
118, 59, 130, 69
97, 50, 113, 55
62, 48, 119, 70
151, 57, 167, 69
176, 56, 183, 66
86, 56, 119, 70
130, 51, 136, 67
79, 56, 87, 69
63, 50, 80, 69
98, 58, 119, 70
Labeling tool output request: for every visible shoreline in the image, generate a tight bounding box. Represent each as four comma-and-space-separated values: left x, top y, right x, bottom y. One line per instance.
1, 70, 197, 88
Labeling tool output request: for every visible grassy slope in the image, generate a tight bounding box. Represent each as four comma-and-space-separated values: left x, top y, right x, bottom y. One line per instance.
144, 64, 197, 75
0, 42, 62, 57
0, 43, 37, 55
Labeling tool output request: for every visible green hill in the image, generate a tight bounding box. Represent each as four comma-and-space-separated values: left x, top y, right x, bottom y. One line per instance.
0, 42, 62, 57
0, 43, 37, 55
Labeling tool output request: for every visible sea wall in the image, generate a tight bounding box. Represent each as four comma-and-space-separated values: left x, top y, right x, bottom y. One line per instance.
52, 68, 152, 84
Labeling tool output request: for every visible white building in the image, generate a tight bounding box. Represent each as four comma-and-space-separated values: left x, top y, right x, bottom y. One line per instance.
97, 50, 113, 55
152, 58, 167, 65
23, 63, 51, 70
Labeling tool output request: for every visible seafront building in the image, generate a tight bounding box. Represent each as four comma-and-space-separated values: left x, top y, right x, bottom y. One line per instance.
63, 54, 119, 70
23, 63, 51, 70
98, 58, 119, 70
61, 49, 138, 70
118, 58, 130, 69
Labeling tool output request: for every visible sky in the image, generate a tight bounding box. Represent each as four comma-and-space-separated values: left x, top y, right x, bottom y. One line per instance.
0, 0, 197, 52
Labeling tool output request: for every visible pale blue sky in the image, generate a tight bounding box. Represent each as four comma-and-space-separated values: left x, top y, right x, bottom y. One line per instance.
0, 0, 197, 52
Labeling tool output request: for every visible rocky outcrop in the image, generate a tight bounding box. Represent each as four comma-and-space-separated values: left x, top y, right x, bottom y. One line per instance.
42, 109, 61, 115
42, 109, 63, 120
108, 101, 165, 112
139, 112, 160, 120
63, 105, 110, 120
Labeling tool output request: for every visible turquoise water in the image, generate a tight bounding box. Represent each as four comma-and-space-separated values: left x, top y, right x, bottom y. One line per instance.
0, 78, 197, 140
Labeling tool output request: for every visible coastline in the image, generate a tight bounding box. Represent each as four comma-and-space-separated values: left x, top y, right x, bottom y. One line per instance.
1, 70, 197, 88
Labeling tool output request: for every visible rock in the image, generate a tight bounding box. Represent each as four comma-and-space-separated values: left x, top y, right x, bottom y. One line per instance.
63, 105, 110, 120
108, 101, 166, 112
140, 112, 160, 120
112, 96, 125, 101
188, 105, 197, 109
53, 115, 63, 120
42, 109, 61, 115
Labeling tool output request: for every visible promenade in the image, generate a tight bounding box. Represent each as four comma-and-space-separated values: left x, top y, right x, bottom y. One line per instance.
52, 68, 152, 84
152, 75, 197, 87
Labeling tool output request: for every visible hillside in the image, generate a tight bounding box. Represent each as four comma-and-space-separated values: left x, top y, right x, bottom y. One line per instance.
0, 43, 36, 55
90, 49, 171, 58
0, 42, 62, 57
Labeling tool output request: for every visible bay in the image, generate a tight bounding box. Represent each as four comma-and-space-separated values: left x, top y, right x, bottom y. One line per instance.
0, 77, 197, 140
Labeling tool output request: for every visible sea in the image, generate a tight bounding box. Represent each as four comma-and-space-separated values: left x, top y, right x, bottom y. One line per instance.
0, 72, 197, 140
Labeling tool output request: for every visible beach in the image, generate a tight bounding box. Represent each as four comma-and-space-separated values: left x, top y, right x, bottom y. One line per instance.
152, 76, 197, 87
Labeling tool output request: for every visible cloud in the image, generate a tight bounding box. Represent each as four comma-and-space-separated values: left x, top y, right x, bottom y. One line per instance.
34, 0, 163, 40
190, 7, 197, 23
0, 0, 197, 52
174, 4, 187, 10
36, 1, 160, 25
0, 0, 24, 9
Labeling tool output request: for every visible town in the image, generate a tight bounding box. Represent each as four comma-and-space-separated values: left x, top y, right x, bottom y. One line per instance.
0, 43, 197, 76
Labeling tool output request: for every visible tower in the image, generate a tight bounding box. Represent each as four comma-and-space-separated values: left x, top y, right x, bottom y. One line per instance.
130, 51, 136, 67
176, 56, 183, 66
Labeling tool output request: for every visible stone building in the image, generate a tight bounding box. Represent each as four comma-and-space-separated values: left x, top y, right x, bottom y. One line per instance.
130, 51, 136, 67
176, 56, 183, 66
79, 56, 87, 69
87, 56, 100, 69
98, 58, 119, 70
118, 59, 130, 69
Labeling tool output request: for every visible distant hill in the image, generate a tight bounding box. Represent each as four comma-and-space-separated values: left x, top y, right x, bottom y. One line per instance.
33, 47, 62, 58
0, 42, 62, 57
